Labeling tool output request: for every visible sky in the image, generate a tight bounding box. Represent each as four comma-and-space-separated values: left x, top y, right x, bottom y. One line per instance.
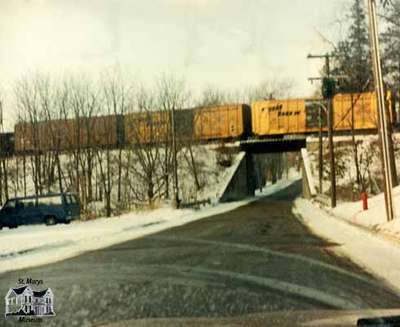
0, 0, 349, 129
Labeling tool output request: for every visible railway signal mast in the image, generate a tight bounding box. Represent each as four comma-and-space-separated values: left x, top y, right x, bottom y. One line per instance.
367, 0, 396, 221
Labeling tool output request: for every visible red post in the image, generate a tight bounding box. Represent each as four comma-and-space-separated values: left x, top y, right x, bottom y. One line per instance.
361, 192, 368, 211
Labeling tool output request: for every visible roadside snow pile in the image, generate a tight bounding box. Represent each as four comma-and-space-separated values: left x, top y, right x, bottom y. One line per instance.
328, 185, 400, 240
0, 175, 300, 274
293, 198, 400, 293
0, 202, 247, 274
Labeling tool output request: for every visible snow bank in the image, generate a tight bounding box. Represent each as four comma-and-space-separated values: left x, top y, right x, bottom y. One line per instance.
0, 202, 246, 274
328, 185, 400, 240
0, 175, 300, 274
293, 198, 400, 293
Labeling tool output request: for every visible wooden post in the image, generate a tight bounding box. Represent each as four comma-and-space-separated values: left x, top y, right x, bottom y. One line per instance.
327, 98, 336, 208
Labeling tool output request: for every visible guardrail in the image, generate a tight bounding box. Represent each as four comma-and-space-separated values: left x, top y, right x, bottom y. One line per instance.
180, 199, 212, 210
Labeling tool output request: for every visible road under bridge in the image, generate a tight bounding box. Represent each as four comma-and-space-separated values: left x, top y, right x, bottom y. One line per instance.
239, 136, 307, 154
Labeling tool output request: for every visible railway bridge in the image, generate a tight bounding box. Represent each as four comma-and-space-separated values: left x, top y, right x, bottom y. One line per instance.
239, 136, 307, 153
219, 136, 307, 202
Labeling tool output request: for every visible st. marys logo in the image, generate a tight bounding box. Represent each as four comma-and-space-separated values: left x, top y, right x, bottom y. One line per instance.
5, 278, 55, 322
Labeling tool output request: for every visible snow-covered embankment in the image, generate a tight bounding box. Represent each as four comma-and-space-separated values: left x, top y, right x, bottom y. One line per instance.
0, 175, 300, 274
293, 197, 400, 293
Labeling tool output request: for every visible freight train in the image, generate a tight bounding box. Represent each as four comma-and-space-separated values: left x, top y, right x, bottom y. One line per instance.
0, 91, 394, 156
251, 91, 393, 136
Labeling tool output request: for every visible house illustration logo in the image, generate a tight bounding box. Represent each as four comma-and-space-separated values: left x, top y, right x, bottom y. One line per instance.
5, 285, 55, 318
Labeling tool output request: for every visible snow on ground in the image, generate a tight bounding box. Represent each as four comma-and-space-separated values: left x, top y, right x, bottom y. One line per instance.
0, 174, 301, 274
178, 146, 243, 203
2, 145, 243, 217
293, 198, 400, 293
325, 184, 400, 240
306, 134, 400, 197
304, 131, 400, 240
255, 170, 301, 197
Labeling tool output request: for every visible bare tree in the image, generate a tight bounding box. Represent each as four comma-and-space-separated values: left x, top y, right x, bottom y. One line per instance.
198, 86, 228, 106
0, 91, 10, 203
156, 74, 189, 203
99, 72, 130, 213
15, 76, 44, 198
125, 86, 165, 206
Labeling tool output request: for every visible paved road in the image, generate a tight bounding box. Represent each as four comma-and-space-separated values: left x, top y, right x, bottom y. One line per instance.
1, 181, 400, 326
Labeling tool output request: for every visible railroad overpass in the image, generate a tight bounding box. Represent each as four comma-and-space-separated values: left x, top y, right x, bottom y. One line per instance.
221, 132, 382, 202
239, 136, 307, 154
219, 136, 307, 202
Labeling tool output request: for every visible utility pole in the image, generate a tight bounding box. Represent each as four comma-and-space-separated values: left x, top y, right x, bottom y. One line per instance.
170, 105, 180, 209
0, 101, 3, 205
318, 106, 323, 193
327, 95, 336, 208
310, 101, 327, 194
367, 0, 395, 221
307, 54, 337, 207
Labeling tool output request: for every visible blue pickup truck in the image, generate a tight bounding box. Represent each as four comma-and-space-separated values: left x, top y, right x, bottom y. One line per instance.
0, 193, 80, 229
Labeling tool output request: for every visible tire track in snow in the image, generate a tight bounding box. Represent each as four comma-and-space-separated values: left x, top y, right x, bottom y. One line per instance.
151, 236, 382, 288
150, 263, 359, 310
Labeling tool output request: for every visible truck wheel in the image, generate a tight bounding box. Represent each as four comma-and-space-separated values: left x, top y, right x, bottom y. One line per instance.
45, 216, 57, 226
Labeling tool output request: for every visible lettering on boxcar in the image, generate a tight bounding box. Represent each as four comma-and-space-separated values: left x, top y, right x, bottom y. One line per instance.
267, 104, 283, 112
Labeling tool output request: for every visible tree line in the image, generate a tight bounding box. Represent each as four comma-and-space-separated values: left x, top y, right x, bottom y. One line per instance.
0, 73, 291, 217
314, 0, 400, 195
330, 0, 400, 94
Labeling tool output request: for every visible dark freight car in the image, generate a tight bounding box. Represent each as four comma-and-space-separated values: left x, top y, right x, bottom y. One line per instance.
80, 114, 123, 148
15, 120, 67, 153
15, 114, 123, 153
0, 133, 15, 156
175, 108, 194, 142
124, 108, 195, 146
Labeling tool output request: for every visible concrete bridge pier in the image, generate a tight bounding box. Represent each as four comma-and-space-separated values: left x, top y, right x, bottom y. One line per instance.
219, 152, 259, 203
246, 152, 259, 196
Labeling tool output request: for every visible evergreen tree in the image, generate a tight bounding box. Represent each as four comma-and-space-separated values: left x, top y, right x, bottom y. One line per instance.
382, 0, 400, 89
332, 0, 373, 93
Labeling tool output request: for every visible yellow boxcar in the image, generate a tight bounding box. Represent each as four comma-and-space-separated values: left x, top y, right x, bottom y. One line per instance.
251, 98, 319, 136
124, 111, 170, 145
332, 91, 394, 131
252, 91, 393, 137
194, 104, 250, 140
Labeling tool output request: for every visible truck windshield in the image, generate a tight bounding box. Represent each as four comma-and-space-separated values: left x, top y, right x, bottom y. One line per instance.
64, 195, 78, 205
